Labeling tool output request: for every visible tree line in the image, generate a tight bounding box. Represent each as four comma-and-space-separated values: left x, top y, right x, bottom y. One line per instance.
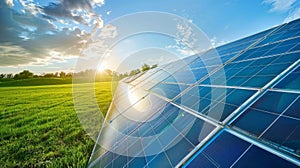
0, 64, 158, 82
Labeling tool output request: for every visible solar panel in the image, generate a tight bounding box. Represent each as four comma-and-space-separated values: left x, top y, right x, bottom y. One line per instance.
88, 18, 300, 167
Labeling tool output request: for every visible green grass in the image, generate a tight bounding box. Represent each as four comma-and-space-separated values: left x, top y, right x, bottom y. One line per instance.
0, 78, 73, 87
0, 82, 113, 167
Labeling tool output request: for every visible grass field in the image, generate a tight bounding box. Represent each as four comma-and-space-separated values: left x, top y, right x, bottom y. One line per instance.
0, 82, 113, 167
0, 78, 73, 87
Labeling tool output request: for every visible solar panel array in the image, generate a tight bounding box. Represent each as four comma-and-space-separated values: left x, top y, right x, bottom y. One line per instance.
88, 19, 300, 167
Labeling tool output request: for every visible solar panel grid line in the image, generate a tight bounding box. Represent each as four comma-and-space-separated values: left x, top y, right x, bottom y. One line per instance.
202, 152, 220, 167
170, 101, 221, 127
92, 101, 209, 167
229, 144, 253, 168
108, 95, 151, 123
132, 70, 178, 92
195, 84, 260, 91
137, 134, 151, 168
229, 112, 300, 159
251, 35, 300, 51
224, 59, 300, 125
160, 81, 192, 86
145, 86, 223, 127
208, 54, 299, 88
221, 54, 298, 87
131, 123, 169, 167
130, 69, 161, 86
152, 50, 231, 98
109, 104, 180, 165
130, 52, 206, 88
189, 64, 220, 70
141, 114, 197, 168
140, 62, 203, 92
260, 59, 300, 90
245, 105, 292, 118
222, 90, 265, 125
122, 110, 206, 167
174, 127, 222, 168
146, 87, 174, 102
190, 92, 239, 117
230, 32, 300, 62
257, 20, 300, 46
181, 130, 225, 168
88, 99, 119, 167
142, 51, 212, 84
257, 95, 300, 139
231, 50, 300, 64
125, 122, 175, 168
225, 128, 300, 167
232, 92, 300, 158
106, 100, 173, 146
171, 25, 281, 101
123, 72, 146, 84
268, 65, 300, 91
88, 94, 158, 167
268, 88, 300, 94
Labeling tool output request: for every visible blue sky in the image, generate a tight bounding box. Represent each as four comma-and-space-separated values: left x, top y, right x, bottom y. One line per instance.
0, 0, 299, 74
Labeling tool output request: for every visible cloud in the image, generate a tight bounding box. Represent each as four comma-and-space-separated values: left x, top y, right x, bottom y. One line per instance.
0, 0, 105, 67
97, 24, 118, 39
263, 0, 300, 23
263, 0, 296, 12
165, 20, 209, 56
42, 0, 104, 25
5, 0, 13, 7
284, 6, 300, 22
210, 37, 227, 48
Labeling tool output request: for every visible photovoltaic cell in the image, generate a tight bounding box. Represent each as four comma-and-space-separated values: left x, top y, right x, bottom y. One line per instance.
174, 86, 256, 122
231, 91, 300, 157
274, 66, 300, 90
184, 131, 299, 168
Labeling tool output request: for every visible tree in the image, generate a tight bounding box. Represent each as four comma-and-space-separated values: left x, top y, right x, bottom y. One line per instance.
66, 72, 73, 77
104, 69, 113, 76
59, 71, 66, 78
141, 64, 150, 72
0, 74, 5, 79
151, 64, 158, 69
54, 72, 59, 77
43, 73, 55, 78
6, 74, 13, 78
129, 69, 141, 76
14, 70, 34, 79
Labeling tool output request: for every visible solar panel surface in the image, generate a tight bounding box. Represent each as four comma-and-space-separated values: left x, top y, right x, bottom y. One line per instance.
88, 19, 300, 168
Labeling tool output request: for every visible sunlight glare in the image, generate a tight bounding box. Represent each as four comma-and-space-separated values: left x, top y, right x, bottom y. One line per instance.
97, 64, 107, 72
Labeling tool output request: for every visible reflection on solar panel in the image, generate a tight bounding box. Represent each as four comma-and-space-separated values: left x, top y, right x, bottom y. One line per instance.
88, 19, 300, 167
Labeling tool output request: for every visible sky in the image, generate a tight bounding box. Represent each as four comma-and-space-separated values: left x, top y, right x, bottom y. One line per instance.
0, 0, 300, 74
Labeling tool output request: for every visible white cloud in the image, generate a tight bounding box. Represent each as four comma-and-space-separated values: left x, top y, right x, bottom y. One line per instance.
263, 0, 296, 12
5, 0, 13, 7
97, 24, 118, 39
210, 37, 227, 48
284, 7, 300, 22
166, 21, 204, 56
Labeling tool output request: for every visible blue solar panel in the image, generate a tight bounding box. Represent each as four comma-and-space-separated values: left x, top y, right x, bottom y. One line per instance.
88, 18, 300, 167
184, 131, 299, 168
231, 91, 300, 157
274, 66, 300, 90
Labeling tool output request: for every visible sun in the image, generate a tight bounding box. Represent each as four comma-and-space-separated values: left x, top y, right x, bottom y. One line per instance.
97, 64, 107, 72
